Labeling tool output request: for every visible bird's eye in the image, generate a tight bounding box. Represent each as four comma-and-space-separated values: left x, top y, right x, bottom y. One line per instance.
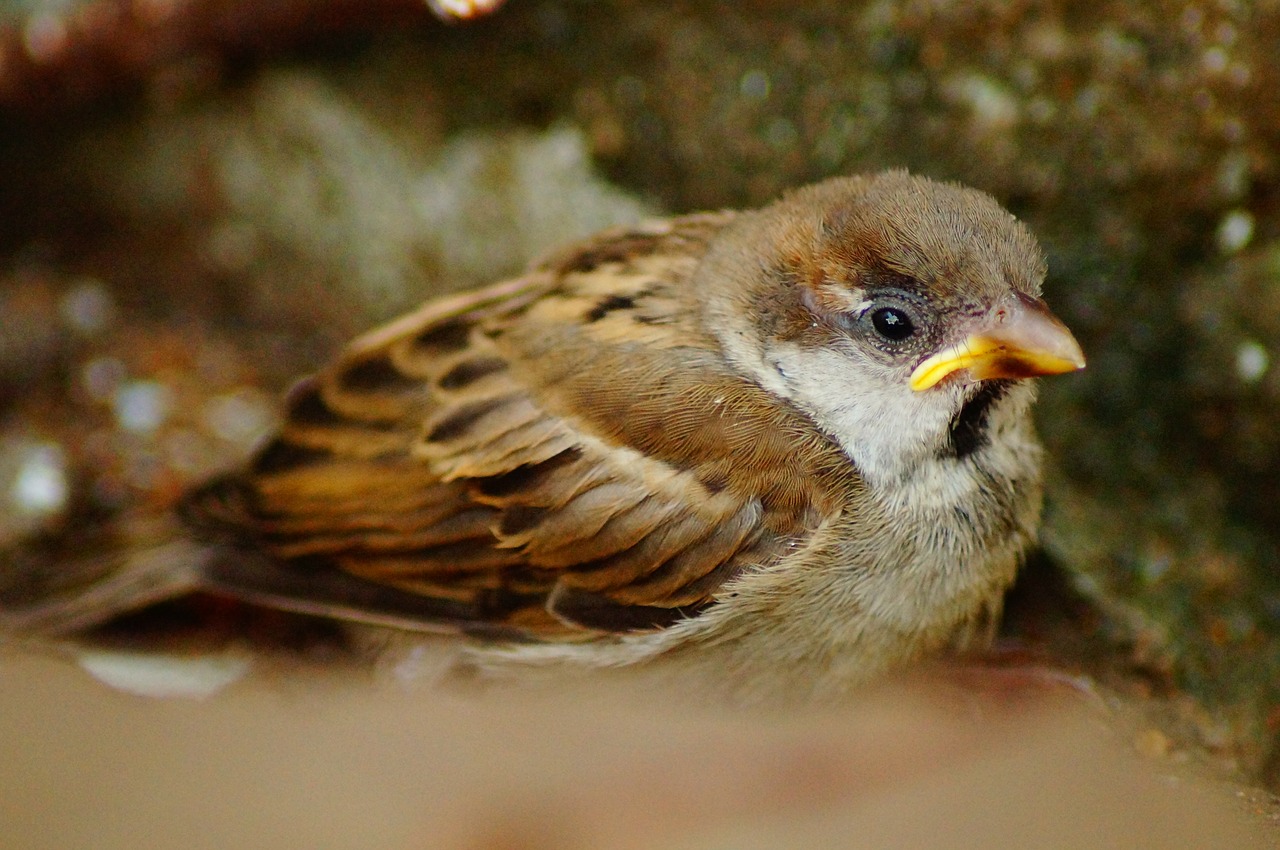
870, 307, 915, 342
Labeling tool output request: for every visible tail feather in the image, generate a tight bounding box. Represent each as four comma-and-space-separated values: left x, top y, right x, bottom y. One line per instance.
1, 495, 526, 638
0, 521, 212, 637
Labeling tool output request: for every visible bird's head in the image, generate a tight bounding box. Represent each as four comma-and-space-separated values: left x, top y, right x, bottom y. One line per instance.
700, 171, 1085, 484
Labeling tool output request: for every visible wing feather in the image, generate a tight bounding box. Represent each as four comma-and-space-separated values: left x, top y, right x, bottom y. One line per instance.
183, 215, 860, 638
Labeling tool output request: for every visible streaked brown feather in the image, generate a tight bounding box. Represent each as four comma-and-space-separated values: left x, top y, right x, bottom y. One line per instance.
182, 213, 861, 638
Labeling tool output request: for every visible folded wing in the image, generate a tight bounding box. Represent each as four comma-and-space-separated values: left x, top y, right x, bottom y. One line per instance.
185, 215, 857, 639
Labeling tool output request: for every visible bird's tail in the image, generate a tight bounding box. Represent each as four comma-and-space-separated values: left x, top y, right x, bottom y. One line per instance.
0, 515, 212, 636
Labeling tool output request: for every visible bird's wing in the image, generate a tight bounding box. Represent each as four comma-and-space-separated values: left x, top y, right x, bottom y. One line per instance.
184, 214, 857, 639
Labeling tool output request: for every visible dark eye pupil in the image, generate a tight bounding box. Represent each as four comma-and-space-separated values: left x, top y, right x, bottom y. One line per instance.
871, 307, 915, 341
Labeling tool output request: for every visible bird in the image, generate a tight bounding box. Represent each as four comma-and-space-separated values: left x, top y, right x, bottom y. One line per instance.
0, 171, 1084, 701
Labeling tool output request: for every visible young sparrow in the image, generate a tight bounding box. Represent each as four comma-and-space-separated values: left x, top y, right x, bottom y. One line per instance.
4, 172, 1083, 699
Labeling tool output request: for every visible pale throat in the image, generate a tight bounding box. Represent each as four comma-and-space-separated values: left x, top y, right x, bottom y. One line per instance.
755, 343, 972, 489
707, 308, 1000, 488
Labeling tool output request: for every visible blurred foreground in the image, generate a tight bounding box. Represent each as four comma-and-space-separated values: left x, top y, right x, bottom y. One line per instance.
0, 646, 1272, 850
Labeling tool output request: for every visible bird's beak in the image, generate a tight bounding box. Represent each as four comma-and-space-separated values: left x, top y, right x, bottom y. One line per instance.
909, 292, 1086, 392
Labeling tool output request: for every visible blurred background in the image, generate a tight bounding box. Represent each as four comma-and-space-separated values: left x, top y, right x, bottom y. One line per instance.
0, 0, 1278, 845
